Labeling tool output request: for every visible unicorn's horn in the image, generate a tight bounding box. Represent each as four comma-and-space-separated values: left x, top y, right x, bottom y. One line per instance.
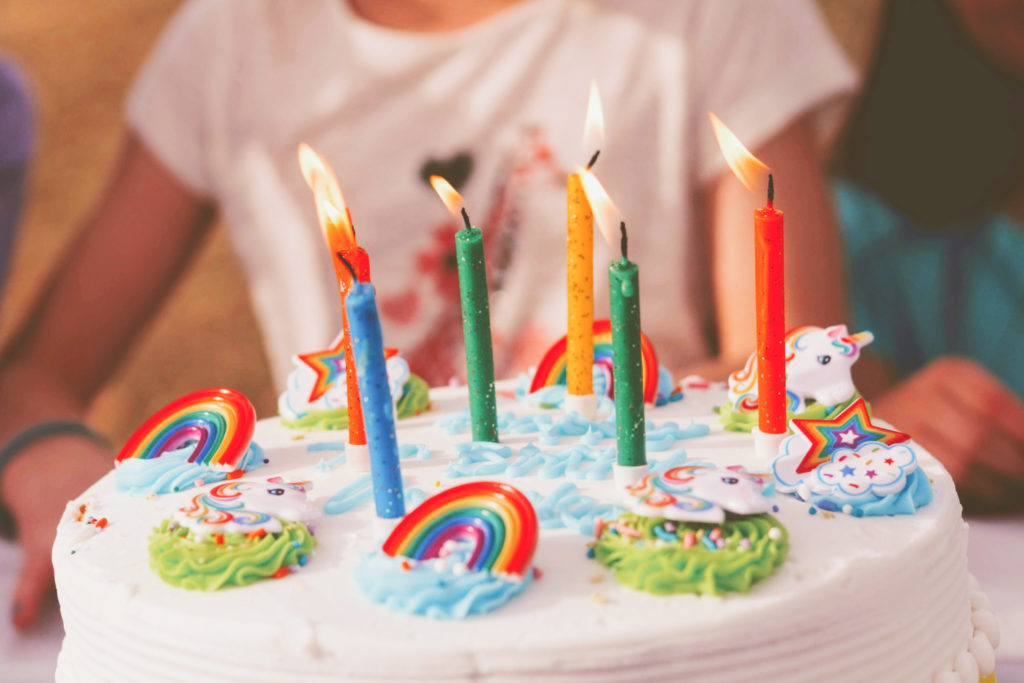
847, 330, 874, 346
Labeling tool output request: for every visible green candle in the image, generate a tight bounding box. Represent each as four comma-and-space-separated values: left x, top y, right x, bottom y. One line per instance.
609, 222, 645, 467
455, 208, 499, 443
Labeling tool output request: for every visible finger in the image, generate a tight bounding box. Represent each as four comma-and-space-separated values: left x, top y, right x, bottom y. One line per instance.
11, 548, 54, 630
911, 387, 986, 462
939, 359, 1024, 444
972, 428, 1024, 481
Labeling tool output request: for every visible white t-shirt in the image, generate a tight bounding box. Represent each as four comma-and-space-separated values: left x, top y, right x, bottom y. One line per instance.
126, 0, 855, 390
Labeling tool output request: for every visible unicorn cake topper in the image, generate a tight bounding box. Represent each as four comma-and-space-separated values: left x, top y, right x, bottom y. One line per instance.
624, 464, 773, 523
593, 463, 788, 596
728, 325, 874, 416
149, 478, 319, 591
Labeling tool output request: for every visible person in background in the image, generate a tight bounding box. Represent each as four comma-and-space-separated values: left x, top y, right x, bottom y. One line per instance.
834, 0, 1024, 515
0, 0, 855, 628
0, 57, 32, 305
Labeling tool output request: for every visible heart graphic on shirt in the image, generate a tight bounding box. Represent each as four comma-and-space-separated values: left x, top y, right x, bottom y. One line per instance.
419, 152, 474, 191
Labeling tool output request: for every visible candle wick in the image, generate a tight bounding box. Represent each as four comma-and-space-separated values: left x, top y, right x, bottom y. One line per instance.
586, 150, 600, 170
336, 252, 359, 282
460, 207, 472, 231
619, 221, 628, 261
767, 173, 774, 206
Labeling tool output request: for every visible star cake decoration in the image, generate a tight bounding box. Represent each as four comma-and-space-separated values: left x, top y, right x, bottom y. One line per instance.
791, 398, 908, 474
298, 337, 398, 403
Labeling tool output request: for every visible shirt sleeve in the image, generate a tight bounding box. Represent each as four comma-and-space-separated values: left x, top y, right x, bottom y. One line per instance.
687, 0, 858, 185
124, 0, 229, 197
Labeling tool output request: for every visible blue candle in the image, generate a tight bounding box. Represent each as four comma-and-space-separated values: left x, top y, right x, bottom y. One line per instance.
345, 279, 405, 520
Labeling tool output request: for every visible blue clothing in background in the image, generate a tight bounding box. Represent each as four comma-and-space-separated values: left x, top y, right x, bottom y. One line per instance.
0, 57, 33, 296
835, 180, 1024, 399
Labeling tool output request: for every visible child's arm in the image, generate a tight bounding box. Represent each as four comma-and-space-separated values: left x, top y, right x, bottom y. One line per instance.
685, 113, 847, 380
0, 132, 213, 628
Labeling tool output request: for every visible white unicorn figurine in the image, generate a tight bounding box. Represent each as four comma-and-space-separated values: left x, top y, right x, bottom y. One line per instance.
728, 325, 874, 414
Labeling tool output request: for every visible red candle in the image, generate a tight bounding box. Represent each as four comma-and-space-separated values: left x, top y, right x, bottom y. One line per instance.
336, 247, 369, 447
298, 143, 368, 448
755, 175, 785, 434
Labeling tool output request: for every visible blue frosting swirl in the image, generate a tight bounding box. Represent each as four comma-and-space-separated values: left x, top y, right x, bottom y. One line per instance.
115, 443, 265, 496
355, 550, 533, 619
806, 467, 934, 517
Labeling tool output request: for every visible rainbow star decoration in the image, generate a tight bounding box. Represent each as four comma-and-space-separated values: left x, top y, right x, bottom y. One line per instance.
791, 398, 908, 474
297, 335, 397, 403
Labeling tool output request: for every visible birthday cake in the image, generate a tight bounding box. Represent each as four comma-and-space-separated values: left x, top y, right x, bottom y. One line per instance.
52, 379, 998, 682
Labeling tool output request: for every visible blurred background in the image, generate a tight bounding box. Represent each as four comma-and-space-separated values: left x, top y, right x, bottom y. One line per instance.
0, 0, 880, 444
0, 0, 272, 445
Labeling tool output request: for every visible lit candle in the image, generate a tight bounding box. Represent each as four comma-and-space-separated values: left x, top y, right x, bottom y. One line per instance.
298, 144, 371, 469
578, 169, 649, 490
340, 256, 405, 520
708, 113, 787, 460
755, 175, 785, 435
429, 176, 499, 443
565, 82, 604, 418
609, 223, 646, 468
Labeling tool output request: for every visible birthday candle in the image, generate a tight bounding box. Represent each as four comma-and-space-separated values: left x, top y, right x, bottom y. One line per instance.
755, 175, 785, 434
609, 224, 646, 468
344, 273, 405, 520
566, 170, 594, 398
297, 144, 369, 451
706, 113, 785, 435
566, 82, 604, 401
429, 176, 499, 443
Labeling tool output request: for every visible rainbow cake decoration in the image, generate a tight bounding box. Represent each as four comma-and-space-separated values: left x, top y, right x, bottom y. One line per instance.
720, 324, 872, 432
278, 335, 429, 431
592, 464, 788, 596
528, 319, 663, 409
771, 399, 934, 516
114, 388, 265, 496
355, 481, 539, 619
149, 479, 319, 591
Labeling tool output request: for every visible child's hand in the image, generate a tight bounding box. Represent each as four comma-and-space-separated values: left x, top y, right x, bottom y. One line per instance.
873, 357, 1024, 515
1, 437, 111, 629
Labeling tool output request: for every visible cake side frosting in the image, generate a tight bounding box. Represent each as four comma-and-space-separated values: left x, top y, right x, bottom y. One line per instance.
53, 384, 989, 682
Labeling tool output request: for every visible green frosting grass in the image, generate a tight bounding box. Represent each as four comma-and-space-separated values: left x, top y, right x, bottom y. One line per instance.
281, 374, 431, 431
149, 519, 316, 591
592, 512, 788, 596
716, 394, 862, 433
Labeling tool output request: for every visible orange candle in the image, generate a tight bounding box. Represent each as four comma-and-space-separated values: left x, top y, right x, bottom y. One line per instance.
755, 175, 785, 434
566, 170, 594, 397
298, 143, 368, 448
566, 82, 604, 402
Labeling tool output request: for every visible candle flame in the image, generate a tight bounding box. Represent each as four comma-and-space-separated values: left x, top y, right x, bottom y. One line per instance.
297, 142, 356, 250
582, 79, 604, 160
707, 112, 769, 193
578, 168, 620, 248
429, 175, 465, 218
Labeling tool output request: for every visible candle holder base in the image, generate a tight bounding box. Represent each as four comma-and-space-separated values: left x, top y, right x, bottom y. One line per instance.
613, 462, 650, 501
346, 443, 371, 472
752, 427, 787, 463
564, 393, 599, 421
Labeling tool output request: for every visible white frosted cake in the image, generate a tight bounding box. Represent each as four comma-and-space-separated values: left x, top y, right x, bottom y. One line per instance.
52, 381, 998, 682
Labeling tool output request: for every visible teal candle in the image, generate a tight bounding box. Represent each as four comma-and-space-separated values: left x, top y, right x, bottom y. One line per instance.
609, 223, 646, 467
455, 208, 499, 443
344, 273, 405, 519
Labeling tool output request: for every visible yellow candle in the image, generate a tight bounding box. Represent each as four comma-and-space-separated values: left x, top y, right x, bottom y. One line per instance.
566, 171, 594, 396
